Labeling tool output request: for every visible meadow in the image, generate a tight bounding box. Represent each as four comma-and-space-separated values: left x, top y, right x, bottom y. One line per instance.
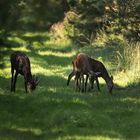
0, 32, 140, 140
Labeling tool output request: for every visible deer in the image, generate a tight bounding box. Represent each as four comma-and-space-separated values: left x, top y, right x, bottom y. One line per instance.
67, 53, 113, 93
67, 53, 100, 92
10, 51, 39, 93
88, 57, 113, 93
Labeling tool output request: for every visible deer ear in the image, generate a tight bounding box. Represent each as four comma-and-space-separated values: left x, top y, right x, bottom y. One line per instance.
110, 75, 113, 80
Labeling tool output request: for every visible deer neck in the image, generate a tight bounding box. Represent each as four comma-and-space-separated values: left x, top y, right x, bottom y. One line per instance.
102, 71, 110, 84
25, 70, 32, 82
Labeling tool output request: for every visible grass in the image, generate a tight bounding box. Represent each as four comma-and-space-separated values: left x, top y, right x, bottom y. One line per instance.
0, 32, 140, 140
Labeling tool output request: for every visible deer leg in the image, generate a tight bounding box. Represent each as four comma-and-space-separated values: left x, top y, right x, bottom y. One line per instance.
13, 72, 18, 92
75, 76, 79, 92
24, 77, 28, 93
90, 76, 94, 91
75, 72, 81, 92
67, 71, 75, 86
24, 79, 28, 93
85, 74, 89, 92
96, 78, 100, 91
11, 67, 14, 92
81, 75, 85, 93
78, 77, 81, 92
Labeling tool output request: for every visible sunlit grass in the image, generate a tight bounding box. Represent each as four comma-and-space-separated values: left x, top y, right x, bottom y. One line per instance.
0, 32, 140, 140
10, 126, 43, 136
120, 97, 140, 104
57, 135, 121, 140
114, 71, 130, 87
38, 50, 75, 58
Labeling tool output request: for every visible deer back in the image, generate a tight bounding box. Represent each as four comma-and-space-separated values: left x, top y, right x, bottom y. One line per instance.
11, 51, 31, 75
73, 53, 92, 74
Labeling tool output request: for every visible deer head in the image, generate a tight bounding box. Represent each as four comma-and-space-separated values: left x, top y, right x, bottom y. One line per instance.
107, 75, 113, 93
27, 76, 40, 92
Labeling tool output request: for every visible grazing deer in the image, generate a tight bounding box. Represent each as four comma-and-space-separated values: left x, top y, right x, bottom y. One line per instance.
67, 53, 100, 92
88, 57, 113, 93
10, 51, 39, 93
67, 53, 113, 93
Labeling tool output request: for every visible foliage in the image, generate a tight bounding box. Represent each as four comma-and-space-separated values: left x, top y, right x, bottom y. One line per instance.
0, 0, 140, 139
0, 0, 139, 44
115, 42, 140, 86
61, 0, 140, 45
0, 0, 65, 34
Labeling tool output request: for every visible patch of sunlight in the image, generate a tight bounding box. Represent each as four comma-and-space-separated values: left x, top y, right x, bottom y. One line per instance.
97, 77, 105, 84
30, 128, 43, 135
0, 88, 5, 95
127, 70, 140, 85
7, 36, 25, 44
56, 39, 72, 46
45, 38, 72, 47
52, 66, 70, 75
120, 97, 140, 104
72, 98, 88, 106
114, 71, 130, 87
23, 32, 36, 37
31, 64, 50, 75
38, 50, 75, 57
48, 87, 57, 93
43, 65, 69, 77
4, 60, 11, 66
30, 57, 48, 66
12, 46, 30, 52
32, 41, 42, 49
11, 126, 43, 136
57, 135, 121, 140
23, 31, 48, 37
0, 68, 11, 78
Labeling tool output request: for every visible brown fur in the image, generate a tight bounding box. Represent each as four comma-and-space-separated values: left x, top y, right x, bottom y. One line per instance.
10, 51, 39, 93
67, 53, 114, 93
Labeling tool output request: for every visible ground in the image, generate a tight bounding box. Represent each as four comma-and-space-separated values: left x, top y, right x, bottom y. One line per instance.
0, 32, 140, 140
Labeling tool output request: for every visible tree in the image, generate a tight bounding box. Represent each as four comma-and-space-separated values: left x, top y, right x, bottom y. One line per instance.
62, 0, 140, 44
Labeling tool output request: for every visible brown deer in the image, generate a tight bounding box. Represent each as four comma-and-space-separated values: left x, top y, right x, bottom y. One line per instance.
67, 53, 113, 93
10, 51, 39, 93
67, 53, 100, 92
88, 57, 113, 93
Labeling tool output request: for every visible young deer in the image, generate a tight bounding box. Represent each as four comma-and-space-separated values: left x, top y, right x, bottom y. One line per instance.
67, 53, 113, 93
10, 51, 39, 93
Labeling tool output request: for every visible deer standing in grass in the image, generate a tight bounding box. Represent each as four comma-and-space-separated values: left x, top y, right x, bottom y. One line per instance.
67, 53, 113, 93
10, 51, 39, 93
67, 53, 100, 92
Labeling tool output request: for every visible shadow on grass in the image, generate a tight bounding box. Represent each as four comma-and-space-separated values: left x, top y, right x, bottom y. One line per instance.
0, 73, 140, 139
21, 34, 49, 44
0, 39, 20, 69
20, 33, 50, 51
0, 82, 140, 140
0, 31, 49, 69
0, 32, 140, 139
0, 76, 11, 93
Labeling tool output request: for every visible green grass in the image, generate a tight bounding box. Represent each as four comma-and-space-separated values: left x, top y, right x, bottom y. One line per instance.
0, 32, 140, 140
